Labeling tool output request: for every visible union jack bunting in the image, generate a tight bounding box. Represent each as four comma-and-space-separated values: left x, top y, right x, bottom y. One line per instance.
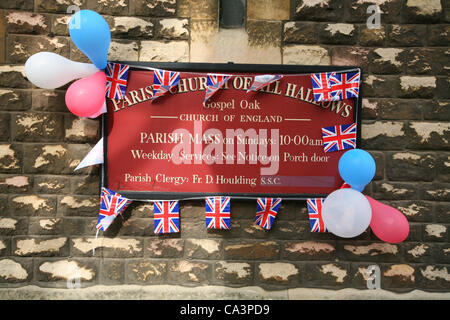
247, 74, 283, 92
203, 74, 232, 104
328, 71, 360, 100
254, 198, 281, 230
311, 72, 337, 102
105, 62, 129, 100
154, 200, 180, 234
205, 196, 231, 230
96, 188, 132, 231
321, 123, 357, 153
306, 198, 328, 233
152, 69, 180, 101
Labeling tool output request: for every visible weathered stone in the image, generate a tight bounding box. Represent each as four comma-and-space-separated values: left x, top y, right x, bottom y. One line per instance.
108, 40, 139, 61
403, 0, 442, 23
31, 90, 66, 112
319, 23, 356, 45
399, 75, 436, 98
36, 258, 97, 284
372, 181, 417, 200
283, 241, 336, 260
386, 152, 435, 181
70, 175, 100, 195
167, 260, 211, 284
7, 35, 69, 64
110, 16, 154, 38
126, 260, 166, 284
32, 176, 68, 194
28, 218, 63, 235
387, 24, 426, 47
65, 116, 99, 143
0, 258, 31, 282
294, 0, 344, 22
144, 238, 184, 258
87, 0, 129, 15
377, 99, 426, 120
0, 89, 30, 110
0, 217, 27, 235
423, 100, 450, 121
35, 0, 86, 13
304, 262, 350, 287
0, 113, 10, 141
418, 265, 450, 289
358, 26, 386, 47
72, 237, 142, 258
100, 259, 124, 284
108, 217, 153, 237
128, 202, 153, 218
361, 121, 407, 150
240, 221, 270, 239
340, 242, 400, 262
347, 0, 403, 23
10, 195, 56, 216
185, 239, 221, 259
178, 0, 217, 19
139, 40, 189, 62
224, 241, 280, 260
13, 236, 68, 256
437, 76, 450, 99
404, 223, 423, 242
0, 1, 34, 10
370, 48, 405, 74
69, 45, 91, 63
0, 175, 30, 193
361, 75, 401, 98
247, 0, 290, 20
407, 122, 450, 150
214, 261, 253, 285
435, 202, 450, 222
435, 154, 450, 182
0, 144, 22, 173
428, 25, 450, 46
330, 47, 370, 70
403, 242, 433, 262
257, 262, 299, 286
382, 264, 416, 289
0, 66, 29, 88
388, 200, 433, 222
13, 113, 64, 142
283, 45, 330, 65
433, 244, 450, 263
247, 20, 281, 48
424, 224, 448, 241
283, 22, 318, 44
154, 18, 189, 40
134, 0, 177, 17
5, 11, 50, 34
59, 196, 98, 217
406, 48, 448, 75
51, 14, 70, 36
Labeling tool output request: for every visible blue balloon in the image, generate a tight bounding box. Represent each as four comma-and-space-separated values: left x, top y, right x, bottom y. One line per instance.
338, 149, 376, 191
69, 10, 110, 70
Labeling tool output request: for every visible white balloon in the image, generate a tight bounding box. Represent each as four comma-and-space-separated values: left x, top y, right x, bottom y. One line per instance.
322, 188, 372, 238
24, 52, 99, 89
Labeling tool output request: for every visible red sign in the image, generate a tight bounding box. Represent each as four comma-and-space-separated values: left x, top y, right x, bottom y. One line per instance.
105, 65, 360, 199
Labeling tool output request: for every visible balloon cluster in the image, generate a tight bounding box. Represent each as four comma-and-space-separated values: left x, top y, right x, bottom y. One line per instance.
322, 149, 409, 243
24, 10, 111, 118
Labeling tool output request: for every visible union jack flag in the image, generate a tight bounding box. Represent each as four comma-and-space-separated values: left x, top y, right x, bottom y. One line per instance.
96, 188, 132, 231
205, 196, 231, 230
154, 200, 180, 234
152, 69, 180, 101
247, 74, 283, 92
321, 123, 357, 153
203, 74, 232, 104
328, 71, 360, 100
254, 198, 281, 230
311, 72, 337, 102
105, 62, 129, 100
306, 198, 328, 233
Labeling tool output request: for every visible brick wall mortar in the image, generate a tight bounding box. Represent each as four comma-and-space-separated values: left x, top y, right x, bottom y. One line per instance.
0, 0, 448, 293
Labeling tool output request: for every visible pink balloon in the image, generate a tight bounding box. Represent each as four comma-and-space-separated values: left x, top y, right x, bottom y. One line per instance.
65, 71, 106, 117
366, 196, 409, 243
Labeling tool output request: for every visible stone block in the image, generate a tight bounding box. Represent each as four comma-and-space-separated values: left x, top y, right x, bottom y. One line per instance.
134, 0, 177, 17
0, 66, 29, 88
358, 26, 385, 47
71, 237, 143, 258
167, 260, 211, 284
423, 224, 448, 241
36, 0, 87, 13
436, 76, 450, 99
70, 175, 100, 195
387, 200, 433, 222
0, 144, 22, 173
0, 175, 30, 193
303, 262, 350, 288
346, 0, 403, 23
330, 47, 370, 69
58, 196, 99, 217
12, 112, 64, 142
283, 241, 336, 261
387, 24, 426, 47
0, 258, 32, 283
144, 238, 184, 258
28, 218, 63, 236
154, 18, 189, 40
293, 0, 344, 22
435, 202, 450, 222
125, 259, 166, 284
423, 100, 450, 121
108, 40, 139, 62
7, 35, 70, 64
51, 14, 70, 36
403, 242, 433, 262
214, 261, 253, 285
5, 11, 50, 34
407, 122, 450, 150
87, 0, 129, 15
0, 217, 27, 235
139, 40, 189, 62
361, 121, 407, 150
403, 0, 442, 23
432, 244, 450, 264
110, 16, 154, 38
283, 22, 318, 44
283, 45, 330, 65
386, 152, 435, 181
31, 90, 67, 112
0, 1, 34, 10
361, 75, 401, 98
178, 0, 217, 19
427, 25, 450, 46
370, 48, 405, 74
12, 236, 69, 257
100, 259, 124, 284
10, 195, 57, 216
0, 89, 30, 110
339, 242, 401, 262
35, 258, 97, 284
406, 48, 448, 75
319, 23, 356, 45
256, 262, 299, 286
247, 20, 282, 48
417, 265, 450, 290
372, 181, 418, 200
65, 116, 99, 143
382, 264, 416, 289
185, 239, 221, 259
247, 0, 290, 20
32, 176, 69, 194
224, 241, 280, 260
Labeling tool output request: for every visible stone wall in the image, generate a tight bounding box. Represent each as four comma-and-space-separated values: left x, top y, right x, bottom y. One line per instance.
0, 0, 449, 296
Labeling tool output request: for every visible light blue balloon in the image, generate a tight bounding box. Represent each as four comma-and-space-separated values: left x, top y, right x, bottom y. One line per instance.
338, 149, 376, 191
69, 10, 110, 70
